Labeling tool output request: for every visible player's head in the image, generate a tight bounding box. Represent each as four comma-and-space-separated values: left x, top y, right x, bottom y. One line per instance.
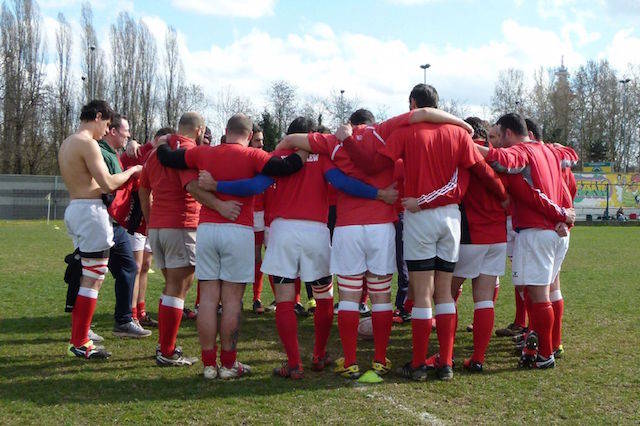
349, 109, 375, 126
488, 124, 502, 147
525, 118, 542, 141
250, 123, 264, 149
316, 124, 331, 134
286, 116, 316, 134
79, 100, 114, 140
153, 126, 175, 144
178, 111, 206, 144
496, 113, 528, 147
105, 114, 130, 149
225, 113, 253, 146
409, 84, 439, 110
220, 134, 226, 144
464, 117, 488, 141
203, 126, 213, 145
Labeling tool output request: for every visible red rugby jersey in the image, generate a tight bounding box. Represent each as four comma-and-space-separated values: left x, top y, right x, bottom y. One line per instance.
378, 123, 480, 208
460, 139, 507, 244
184, 143, 271, 227
308, 133, 396, 226
138, 135, 200, 229
486, 141, 571, 231
267, 149, 332, 223
121, 142, 154, 170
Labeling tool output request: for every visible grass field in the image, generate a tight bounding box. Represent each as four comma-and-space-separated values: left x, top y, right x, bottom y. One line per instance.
0, 221, 639, 424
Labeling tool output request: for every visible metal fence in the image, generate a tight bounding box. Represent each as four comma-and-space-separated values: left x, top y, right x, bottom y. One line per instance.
0, 175, 69, 220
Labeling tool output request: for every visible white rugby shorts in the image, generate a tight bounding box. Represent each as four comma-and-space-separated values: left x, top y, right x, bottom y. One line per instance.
128, 231, 151, 252
403, 204, 461, 263
261, 218, 330, 282
511, 228, 569, 286
253, 210, 265, 232
331, 223, 396, 276
195, 223, 254, 283
64, 199, 113, 254
506, 216, 517, 258
453, 243, 507, 279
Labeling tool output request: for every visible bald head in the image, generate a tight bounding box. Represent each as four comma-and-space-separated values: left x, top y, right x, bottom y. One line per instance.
178, 111, 205, 144
226, 113, 253, 136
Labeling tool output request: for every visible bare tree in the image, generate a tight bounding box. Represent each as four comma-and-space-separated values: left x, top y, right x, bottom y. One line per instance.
491, 68, 526, 116
163, 26, 185, 129
211, 86, 255, 140
267, 80, 298, 137
0, 0, 47, 174
323, 89, 358, 129
80, 2, 107, 101
136, 21, 157, 143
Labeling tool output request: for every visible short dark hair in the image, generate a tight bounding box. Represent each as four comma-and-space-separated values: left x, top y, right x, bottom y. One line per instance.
315, 125, 331, 134
286, 116, 316, 135
464, 117, 489, 141
179, 111, 205, 132
79, 100, 114, 122
108, 114, 128, 131
349, 109, 375, 126
226, 114, 253, 136
203, 126, 212, 144
496, 113, 528, 137
525, 118, 542, 141
220, 134, 226, 144
252, 123, 263, 134
410, 84, 439, 108
154, 127, 175, 139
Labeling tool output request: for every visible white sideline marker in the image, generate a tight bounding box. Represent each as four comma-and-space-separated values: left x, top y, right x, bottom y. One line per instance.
356, 387, 444, 425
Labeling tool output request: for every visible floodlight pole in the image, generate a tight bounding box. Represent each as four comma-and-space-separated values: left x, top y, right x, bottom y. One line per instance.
420, 63, 431, 84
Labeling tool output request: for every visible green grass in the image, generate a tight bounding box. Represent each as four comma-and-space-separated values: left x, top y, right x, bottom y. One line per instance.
0, 221, 639, 424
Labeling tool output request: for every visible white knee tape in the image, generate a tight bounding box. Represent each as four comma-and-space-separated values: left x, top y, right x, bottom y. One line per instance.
337, 275, 363, 293
81, 258, 108, 280
366, 276, 392, 294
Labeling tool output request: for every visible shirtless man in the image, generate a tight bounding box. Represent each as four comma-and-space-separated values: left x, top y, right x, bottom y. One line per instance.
59, 100, 142, 359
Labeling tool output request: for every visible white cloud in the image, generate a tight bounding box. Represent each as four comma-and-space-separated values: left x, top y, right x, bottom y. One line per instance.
602, 28, 640, 70
170, 0, 276, 18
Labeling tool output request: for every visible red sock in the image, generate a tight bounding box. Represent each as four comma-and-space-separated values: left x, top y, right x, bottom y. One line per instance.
404, 298, 414, 314
371, 305, 393, 363
313, 298, 334, 359
531, 302, 554, 358
514, 288, 527, 328
71, 288, 98, 347
132, 306, 138, 321
202, 347, 217, 367
253, 262, 263, 302
453, 286, 463, 303
195, 283, 200, 308
435, 303, 457, 367
275, 301, 301, 368
156, 298, 164, 347
337, 304, 360, 367
220, 349, 237, 369
410, 307, 432, 368
159, 296, 184, 356
471, 302, 495, 363
137, 301, 146, 318
551, 295, 564, 350
493, 284, 500, 303
294, 278, 301, 304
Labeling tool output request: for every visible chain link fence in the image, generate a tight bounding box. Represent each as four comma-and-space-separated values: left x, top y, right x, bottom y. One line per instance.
0, 175, 69, 220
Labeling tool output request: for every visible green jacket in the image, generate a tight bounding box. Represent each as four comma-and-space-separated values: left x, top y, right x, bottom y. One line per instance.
98, 140, 122, 175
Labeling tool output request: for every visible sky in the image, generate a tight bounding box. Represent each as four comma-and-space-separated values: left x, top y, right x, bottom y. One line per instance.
37, 0, 640, 119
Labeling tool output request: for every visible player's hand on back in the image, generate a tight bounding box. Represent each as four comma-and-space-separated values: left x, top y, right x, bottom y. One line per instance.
131, 164, 143, 176
296, 149, 310, 163
198, 170, 217, 191
555, 222, 569, 237
126, 140, 141, 158
501, 194, 511, 210
377, 183, 399, 205
564, 208, 576, 225
401, 197, 420, 213
335, 124, 352, 142
155, 135, 170, 146
214, 199, 242, 221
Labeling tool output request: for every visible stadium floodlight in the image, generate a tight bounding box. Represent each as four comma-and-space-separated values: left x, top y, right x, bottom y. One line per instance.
420, 63, 431, 84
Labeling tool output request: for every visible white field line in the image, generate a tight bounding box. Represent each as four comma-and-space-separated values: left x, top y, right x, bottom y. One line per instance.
355, 386, 445, 425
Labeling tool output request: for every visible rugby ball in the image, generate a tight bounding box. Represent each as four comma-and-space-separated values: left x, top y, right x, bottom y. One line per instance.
357, 317, 374, 340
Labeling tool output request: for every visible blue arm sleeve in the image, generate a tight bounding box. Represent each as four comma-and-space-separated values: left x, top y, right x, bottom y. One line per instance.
324, 168, 377, 199
217, 174, 274, 197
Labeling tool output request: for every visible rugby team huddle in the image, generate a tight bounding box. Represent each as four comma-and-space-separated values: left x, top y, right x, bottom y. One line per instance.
58, 82, 577, 382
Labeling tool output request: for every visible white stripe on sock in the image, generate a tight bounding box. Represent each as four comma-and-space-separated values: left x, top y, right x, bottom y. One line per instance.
435, 303, 456, 316
412, 307, 432, 320
338, 301, 359, 312
162, 295, 184, 309
371, 303, 393, 313
550, 290, 563, 302
474, 300, 494, 310
78, 287, 98, 299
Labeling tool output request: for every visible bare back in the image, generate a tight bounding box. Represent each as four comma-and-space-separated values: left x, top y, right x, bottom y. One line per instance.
59, 132, 106, 199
